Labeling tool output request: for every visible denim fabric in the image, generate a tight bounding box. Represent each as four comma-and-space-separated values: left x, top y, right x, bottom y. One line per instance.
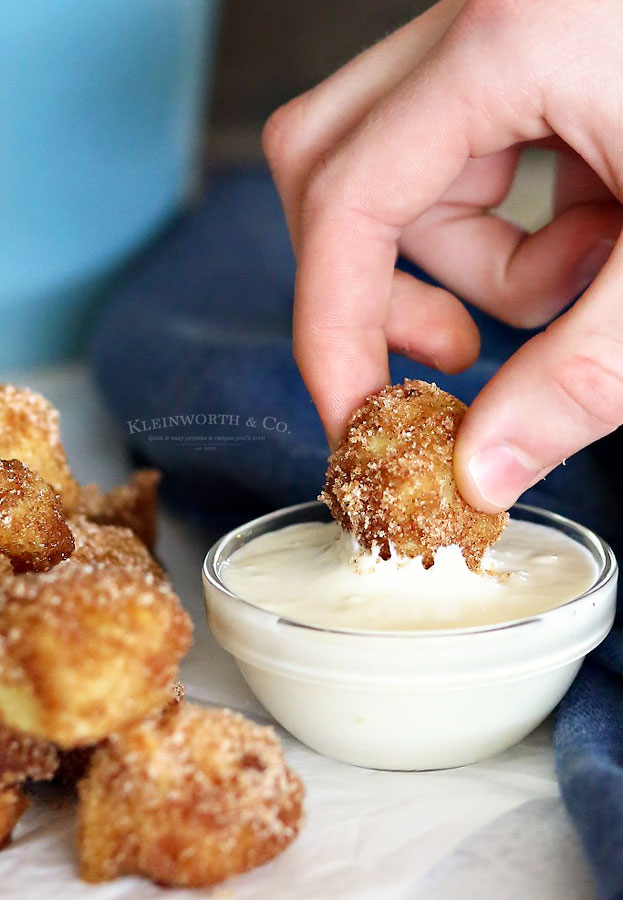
92, 167, 623, 899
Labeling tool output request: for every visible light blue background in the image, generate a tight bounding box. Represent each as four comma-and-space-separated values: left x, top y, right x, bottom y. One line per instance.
0, 0, 220, 368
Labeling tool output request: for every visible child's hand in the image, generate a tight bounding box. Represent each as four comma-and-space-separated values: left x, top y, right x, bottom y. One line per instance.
264, 0, 623, 512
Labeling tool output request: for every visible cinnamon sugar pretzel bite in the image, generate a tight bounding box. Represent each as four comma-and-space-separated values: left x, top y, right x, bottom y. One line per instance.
0, 566, 192, 747
68, 516, 163, 580
0, 459, 74, 573
0, 385, 81, 515
77, 704, 304, 887
321, 379, 508, 571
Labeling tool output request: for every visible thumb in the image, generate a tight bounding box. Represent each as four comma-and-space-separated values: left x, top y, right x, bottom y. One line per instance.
454, 238, 622, 513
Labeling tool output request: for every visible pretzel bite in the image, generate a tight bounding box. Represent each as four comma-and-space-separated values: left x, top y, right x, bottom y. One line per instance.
321, 380, 508, 570
77, 704, 304, 887
0, 786, 29, 849
68, 517, 163, 580
80, 470, 160, 552
0, 459, 75, 573
0, 566, 192, 747
0, 385, 81, 515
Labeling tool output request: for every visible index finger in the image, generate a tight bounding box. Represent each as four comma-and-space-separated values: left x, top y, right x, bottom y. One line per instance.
293, 26, 549, 446
265, 0, 465, 244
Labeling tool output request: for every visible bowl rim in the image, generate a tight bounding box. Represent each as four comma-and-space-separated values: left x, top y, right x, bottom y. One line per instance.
202, 500, 617, 639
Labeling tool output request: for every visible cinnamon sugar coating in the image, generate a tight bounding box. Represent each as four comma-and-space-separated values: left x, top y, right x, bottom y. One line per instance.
0, 786, 29, 849
321, 380, 508, 570
0, 459, 75, 573
0, 566, 192, 747
0, 723, 58, 786
68, 516, 163, 580
0, 385, 81, 515
77, 704, 304, 887
80, 470, 160, 552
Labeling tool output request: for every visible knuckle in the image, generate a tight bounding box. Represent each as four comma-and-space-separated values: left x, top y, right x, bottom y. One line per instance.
301, 154, 374, 230
262, 97, 307, 173
552, 333, 623, 433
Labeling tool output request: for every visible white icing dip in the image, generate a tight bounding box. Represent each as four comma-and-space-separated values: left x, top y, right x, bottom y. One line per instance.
222, 519, 598, 631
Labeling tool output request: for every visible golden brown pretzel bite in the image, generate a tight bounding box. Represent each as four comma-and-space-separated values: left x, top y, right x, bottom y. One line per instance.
321, 379, 508, 570
0, 459, 75, 573
77, 704, 304, 887
68, 516, 163, 580
0, 385, 81, 515
0, 566, 192, 747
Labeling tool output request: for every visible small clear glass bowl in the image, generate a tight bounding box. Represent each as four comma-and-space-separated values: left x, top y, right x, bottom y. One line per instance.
202, 502, 617, 770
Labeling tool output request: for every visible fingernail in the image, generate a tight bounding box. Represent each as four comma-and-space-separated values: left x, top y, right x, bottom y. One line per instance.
468, 442, 542, 510
574, 239, 616, 293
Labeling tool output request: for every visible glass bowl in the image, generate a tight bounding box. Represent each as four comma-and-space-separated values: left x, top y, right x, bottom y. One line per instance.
202, 502, 617, 770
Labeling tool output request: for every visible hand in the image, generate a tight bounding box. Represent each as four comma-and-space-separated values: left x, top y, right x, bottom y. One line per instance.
263, 0, 623, 513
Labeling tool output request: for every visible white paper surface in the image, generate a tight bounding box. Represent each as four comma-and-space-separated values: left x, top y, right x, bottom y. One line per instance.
0, 366, 598, 899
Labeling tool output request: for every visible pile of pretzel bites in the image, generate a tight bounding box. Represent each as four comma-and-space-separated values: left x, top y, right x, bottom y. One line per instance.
0, 386, 303, 888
